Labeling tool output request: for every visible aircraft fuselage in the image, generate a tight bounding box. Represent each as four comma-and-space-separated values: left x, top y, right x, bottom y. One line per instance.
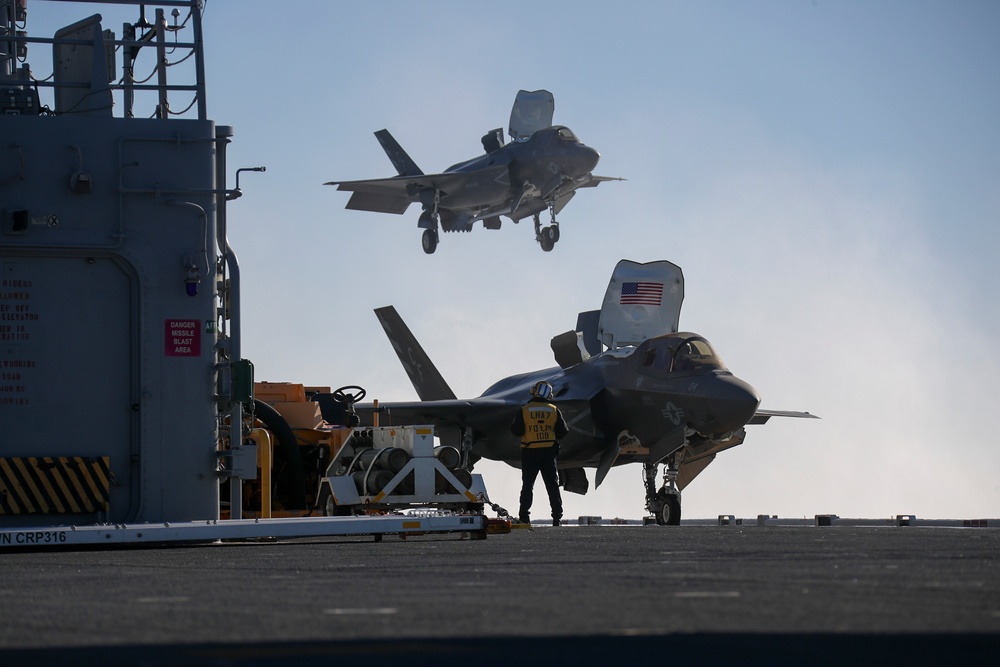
471, 332, 761, 470
438, 125, 601, 218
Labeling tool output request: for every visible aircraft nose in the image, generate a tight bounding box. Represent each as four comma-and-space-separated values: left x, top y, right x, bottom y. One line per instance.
576, 145, 600, 174
704, 375, 761, 434
582, 146, 601, 172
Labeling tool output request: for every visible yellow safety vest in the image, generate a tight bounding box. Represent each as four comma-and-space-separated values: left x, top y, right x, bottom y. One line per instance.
520, 403, 560, 448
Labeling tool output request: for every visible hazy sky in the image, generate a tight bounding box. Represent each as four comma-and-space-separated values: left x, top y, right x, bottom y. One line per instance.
30, 1, 1000, 519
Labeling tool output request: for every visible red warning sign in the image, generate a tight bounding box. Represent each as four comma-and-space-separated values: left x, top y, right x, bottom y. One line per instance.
165, 319, 201, 357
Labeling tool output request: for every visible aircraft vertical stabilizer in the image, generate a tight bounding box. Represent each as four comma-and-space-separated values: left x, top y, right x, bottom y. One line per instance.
598, 260, 684, 350
374, 129, 423, 177
374, 306, 457, 401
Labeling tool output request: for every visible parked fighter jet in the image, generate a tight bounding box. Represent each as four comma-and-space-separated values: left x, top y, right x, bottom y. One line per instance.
325, 90, 621, 254
355, 260, 817, 524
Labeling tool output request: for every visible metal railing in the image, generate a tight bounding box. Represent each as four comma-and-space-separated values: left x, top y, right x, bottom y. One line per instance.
1, 0, 206, 119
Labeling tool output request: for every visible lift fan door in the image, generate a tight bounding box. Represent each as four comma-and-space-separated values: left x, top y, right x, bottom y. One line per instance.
508, 90, 555, 142
598, 259, 685, 350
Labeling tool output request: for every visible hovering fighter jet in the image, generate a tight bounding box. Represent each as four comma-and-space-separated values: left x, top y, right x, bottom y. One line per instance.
325, 90, 621, 254
355, 260, 817, 524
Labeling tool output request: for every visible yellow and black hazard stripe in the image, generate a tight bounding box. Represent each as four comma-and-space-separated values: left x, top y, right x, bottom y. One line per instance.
0, 457, 110, 515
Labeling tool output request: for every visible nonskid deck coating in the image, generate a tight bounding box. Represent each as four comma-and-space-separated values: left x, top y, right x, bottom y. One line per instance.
0, 525, 997, 666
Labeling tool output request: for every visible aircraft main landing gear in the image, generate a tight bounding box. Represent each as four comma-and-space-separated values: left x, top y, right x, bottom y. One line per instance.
644, 458, 681, 525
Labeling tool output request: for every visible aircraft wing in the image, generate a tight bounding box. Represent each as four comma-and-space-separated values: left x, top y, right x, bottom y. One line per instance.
323, 176, 416, 214
578, 174, 626, 188
506, 174, 623, 221
748, 409, 820, 425
326, 166, 510, 214
326, 172, 481, 195
354, 398, 514, 432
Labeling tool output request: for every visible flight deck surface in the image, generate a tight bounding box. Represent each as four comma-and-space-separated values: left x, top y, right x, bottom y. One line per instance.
1, 525, 997, 665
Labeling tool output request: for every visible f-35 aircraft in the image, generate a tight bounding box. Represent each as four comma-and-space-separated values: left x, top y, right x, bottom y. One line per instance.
325, 90, 621, 254
356, 260, 817, 524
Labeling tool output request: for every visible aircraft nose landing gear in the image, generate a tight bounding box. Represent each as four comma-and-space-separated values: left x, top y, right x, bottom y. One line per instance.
533, 209, 561, 252
419, 207, 440, 254
652, 489, 681, 525
644, 458, 681, 525
421, 228, 439, 254
418, 191, 442, 254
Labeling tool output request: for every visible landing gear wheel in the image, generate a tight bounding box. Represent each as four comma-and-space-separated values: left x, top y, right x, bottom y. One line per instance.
332, 385, 366, 404
539, 233, 555, 252
421, 228, 439, 254
656, 492, 681, 526
547, 225, 560, 243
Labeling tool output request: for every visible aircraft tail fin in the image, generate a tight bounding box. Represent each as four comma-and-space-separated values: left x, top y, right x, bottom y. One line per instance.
374, 306, 457, 401
374, 129, 423, 177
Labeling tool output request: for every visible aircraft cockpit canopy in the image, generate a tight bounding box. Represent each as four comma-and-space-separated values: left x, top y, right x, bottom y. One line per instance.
555, 126, 578, 141
639, 335, 728, 376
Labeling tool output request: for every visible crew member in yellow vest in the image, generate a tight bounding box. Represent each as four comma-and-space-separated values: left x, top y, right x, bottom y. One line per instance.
510, 381, 569, 526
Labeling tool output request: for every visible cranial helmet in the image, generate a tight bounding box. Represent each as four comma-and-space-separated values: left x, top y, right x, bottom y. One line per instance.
529, 381, 554, 400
